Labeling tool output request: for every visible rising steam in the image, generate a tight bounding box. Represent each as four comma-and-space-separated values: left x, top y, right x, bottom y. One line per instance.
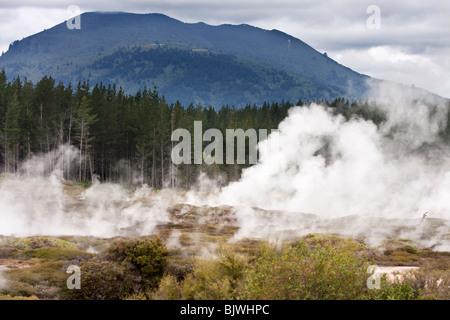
0, 82, 449, 250
0, 145, 170, 237
186, 82, 450, 249
218, 99, 450, 218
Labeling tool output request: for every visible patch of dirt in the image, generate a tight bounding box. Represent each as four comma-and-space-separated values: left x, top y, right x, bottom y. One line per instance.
375, 266, 419, 282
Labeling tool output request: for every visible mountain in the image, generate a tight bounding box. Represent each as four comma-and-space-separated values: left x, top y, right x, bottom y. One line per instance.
0, 12, 373, 107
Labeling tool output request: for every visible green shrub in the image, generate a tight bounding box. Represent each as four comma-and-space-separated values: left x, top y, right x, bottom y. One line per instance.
107, 237, 168, 281
106, 238, 132, 261
154, 246, 247, 300
0, 247, 18, 258
373, 277, 419, 300
217, 246, 247, 285
4, 261, 68, 299
72, 180, 92, 189
126, 237, 168, 279
73, 258, 138, 300
0, 279, 35, 298
64, 237, 169, 300
236, 241, 421, 300
0, 237, 77, 250
399, 245, 418, 254
124, 292, 148, 300
19, 247, 90, 260
180, 259, 232, 300
164, 259, 194, 281
152, 274, 181, 300
7, 261, 68, 287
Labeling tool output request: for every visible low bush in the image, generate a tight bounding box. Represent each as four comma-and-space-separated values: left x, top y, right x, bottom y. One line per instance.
3, 261, 68, 299
163, 258, 194, 281
107, 236, 168, 283
0, 237, 77, 250
0, 279, 35, 298
19, 247, 90, 260
126, 237, 168, 280
70, 236, 169, 300
153, 246, 247, 300
180, 259, 232, 300
0, 247, 18, 259
0, 293, 39, 300
236, 241, 420, 300
237, 241, 371, 300
406, 259, 449, 300
372, 277, 419, 300
398, 245, 418, 255
153, 274, 182, 300
71, 258, 139, 300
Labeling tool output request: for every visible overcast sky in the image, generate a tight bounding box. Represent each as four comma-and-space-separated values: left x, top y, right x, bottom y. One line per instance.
1, 0, 449, 98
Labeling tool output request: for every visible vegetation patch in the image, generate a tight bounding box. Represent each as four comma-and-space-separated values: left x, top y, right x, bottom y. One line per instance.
0, 236, 78, 251
18, 247, 92, 260
0, 230, 446, 300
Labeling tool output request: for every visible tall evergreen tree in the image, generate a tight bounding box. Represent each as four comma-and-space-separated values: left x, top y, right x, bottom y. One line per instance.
4, 92, 21, 172
75, 96, 97, 181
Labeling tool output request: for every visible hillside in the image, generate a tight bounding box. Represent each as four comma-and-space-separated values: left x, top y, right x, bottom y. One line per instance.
0, 12, 371, 107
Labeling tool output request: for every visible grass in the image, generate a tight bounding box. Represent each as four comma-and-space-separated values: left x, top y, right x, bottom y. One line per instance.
1, 260, 69, 299
0, 236, 78, 251
18, 247, 92, 260
0, 294, 39, 300
71, 180, 93, 189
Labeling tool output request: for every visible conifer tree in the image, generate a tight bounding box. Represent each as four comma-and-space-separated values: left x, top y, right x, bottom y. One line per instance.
75, 96, 97, 181
4, 92, 21, 172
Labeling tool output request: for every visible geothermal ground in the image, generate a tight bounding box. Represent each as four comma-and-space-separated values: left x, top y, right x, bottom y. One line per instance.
0, 183, 448, 300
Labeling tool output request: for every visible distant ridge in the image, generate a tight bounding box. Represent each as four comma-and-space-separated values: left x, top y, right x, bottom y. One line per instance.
0, 11, 407, 107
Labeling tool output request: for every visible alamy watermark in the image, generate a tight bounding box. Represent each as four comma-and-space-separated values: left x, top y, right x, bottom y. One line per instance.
366, 265, 381, 289
366, 5, 381, 30
171, 121, 278, 165
66, 5, 81, 30
66, 265, 81, 289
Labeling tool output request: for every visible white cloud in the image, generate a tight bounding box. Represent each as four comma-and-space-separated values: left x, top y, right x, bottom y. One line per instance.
369, 46, 423, 63
0, 7, 71, 53
328, 46, 450, 98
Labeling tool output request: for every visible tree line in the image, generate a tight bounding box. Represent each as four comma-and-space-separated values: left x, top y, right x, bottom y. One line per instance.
0, 70, 291, 188
1, 70, 448, 188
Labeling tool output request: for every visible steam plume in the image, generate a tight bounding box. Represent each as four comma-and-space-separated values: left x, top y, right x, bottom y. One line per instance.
0, 82, 449, 251
0, 145, 170, 237
187, 82, 450, 248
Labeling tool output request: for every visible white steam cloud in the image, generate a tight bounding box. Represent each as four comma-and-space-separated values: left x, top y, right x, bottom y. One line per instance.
186, 82, 450, 249
0, 145, 170, 237
0, 82, 449, 251
219, 104, 449, 218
